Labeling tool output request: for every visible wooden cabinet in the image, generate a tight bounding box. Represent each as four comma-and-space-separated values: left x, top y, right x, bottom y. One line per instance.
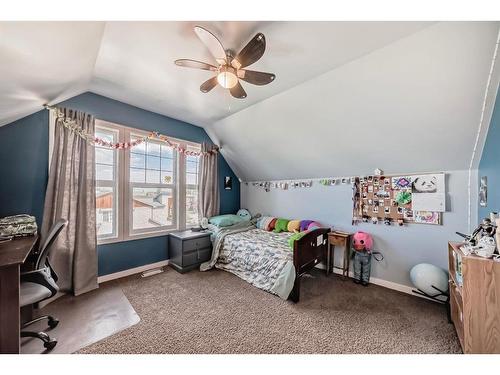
448, 242, 500, 353
169, 231, 212, 273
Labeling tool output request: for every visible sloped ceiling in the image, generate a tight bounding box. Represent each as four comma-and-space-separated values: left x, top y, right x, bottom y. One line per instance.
1, 21, 499, 181
209, 22, 500, 180
1, 21, 431, 127
0, 22, 105, 126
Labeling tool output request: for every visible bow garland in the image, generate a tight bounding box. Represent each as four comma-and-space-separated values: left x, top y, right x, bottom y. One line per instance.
55, 109, 219, 156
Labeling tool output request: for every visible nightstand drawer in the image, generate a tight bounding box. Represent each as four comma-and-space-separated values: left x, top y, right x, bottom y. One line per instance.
182, 247, 212, 266
183, 236, 211, 252
198, 247, 212, 263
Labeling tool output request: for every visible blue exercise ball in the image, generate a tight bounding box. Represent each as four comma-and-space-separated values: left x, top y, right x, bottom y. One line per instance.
410, 263, 448, 296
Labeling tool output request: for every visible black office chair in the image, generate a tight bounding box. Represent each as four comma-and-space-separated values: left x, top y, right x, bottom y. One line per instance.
20, 218, 68, 351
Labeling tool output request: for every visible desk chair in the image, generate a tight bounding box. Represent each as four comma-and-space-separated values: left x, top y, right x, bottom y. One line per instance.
20, 218, 67, 351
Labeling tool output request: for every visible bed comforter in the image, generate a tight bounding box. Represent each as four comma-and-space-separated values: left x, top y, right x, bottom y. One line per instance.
200, 222, 296, 299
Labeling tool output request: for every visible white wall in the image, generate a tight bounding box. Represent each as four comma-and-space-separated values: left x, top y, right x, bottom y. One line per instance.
242, 169, 475, 287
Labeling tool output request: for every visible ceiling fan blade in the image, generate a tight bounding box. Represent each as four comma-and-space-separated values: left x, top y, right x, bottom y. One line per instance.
231, 33, 266, 69
174, 59, 217, 71
238, 70, 275, 86
229, 81, 247, 99
200, 76, 219, 93
194, 26, 227, 65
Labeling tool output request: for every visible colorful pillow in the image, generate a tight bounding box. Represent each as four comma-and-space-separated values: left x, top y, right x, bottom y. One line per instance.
287, 220, 301, 233
209, 214, 243, 227
307, 221, 321, 230
288, 231, 309, 250
267, 218, 277, 231
300, 220, 313, 232
274, 218, 290, 233
256, 216, 271, 230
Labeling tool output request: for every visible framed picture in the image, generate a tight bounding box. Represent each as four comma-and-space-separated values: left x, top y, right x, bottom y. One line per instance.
224, 176, 232, 190
479, 176, 487, 207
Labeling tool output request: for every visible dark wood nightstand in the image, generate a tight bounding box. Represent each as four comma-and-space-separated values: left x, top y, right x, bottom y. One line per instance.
327, 231, 352, 277
168, 230, 212, 273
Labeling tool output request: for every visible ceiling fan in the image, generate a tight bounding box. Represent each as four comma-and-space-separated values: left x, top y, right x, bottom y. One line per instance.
174, 26, 276, 99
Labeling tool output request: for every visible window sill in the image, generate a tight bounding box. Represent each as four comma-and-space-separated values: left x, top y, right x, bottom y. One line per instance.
97, 228, 180, 245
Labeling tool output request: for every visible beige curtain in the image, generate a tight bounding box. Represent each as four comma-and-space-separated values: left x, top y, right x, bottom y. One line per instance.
198, 143, 219, 219
41, 108, 98, 296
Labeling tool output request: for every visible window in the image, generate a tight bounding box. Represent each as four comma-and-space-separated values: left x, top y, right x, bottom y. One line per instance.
185, 150, 200, 228
95, 127, 118, 240
95, 120, 201, 243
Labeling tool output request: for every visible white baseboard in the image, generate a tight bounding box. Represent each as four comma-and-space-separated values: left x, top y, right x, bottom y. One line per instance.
98, 260, 169, 284
330, 268, 439, 303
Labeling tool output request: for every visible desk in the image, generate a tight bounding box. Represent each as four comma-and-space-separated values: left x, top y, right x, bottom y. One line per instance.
0, 236, 38, 354
327, 232, 352, 277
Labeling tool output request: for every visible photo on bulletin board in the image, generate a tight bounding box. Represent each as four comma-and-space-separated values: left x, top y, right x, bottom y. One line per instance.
411, 173, 446, 212
224, 176, 232, 190
414, 211, 441, 225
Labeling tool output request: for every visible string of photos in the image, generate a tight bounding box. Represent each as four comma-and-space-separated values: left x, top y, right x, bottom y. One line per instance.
248, 176, 357, 192
51, 106, 219, 156
247, 170, 446, 227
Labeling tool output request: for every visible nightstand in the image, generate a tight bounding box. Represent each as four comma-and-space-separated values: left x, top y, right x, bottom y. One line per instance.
168, 230, 212, 273
327, 231, 352, 278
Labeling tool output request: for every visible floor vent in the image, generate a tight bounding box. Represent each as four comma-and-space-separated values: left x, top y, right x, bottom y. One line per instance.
141, 267, 164, 278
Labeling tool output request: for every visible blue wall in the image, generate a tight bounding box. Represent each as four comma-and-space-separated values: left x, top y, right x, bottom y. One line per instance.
479, 88, 500, 220
0, 110, 49, 225
0, 92, 240, 276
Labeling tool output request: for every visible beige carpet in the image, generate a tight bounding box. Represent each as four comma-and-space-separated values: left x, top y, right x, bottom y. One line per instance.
78, 268, 461, 354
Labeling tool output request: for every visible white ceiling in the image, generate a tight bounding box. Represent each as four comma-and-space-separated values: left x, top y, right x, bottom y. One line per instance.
1, 21, 432, 127
0, 22, 105, 126
1, 21, 499, 181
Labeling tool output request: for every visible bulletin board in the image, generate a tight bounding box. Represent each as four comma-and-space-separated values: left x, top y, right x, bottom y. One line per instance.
352, 173, 445, 226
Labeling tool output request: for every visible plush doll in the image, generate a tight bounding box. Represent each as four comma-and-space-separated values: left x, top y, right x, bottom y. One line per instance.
287, 220, 301, 233
299, 220, 313, 232
236, 209, 252, 221
267, 218, 278, 231
288, 230, 309, 249
352, 231, 374, 286
274, 218, 290, 233
307, 221, 321, 230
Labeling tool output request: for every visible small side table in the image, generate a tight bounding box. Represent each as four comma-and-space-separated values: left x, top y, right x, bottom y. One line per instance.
327, 231, 352, 278
168, 230, 212, 273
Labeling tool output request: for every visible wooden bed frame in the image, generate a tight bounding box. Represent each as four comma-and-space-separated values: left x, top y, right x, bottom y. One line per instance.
289, 227, 331, 302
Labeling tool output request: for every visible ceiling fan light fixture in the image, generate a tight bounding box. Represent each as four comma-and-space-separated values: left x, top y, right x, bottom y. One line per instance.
217, 66, 238, 89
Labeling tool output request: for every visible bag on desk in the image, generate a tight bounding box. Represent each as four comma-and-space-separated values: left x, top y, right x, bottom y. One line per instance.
0, 214, 38, 238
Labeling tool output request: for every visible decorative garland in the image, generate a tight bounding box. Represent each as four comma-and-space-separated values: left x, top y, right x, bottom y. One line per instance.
55, 108, 219, 156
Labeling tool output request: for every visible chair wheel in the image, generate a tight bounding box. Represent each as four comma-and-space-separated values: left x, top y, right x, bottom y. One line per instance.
48, 318, 59, 329
44, 339, 57, 350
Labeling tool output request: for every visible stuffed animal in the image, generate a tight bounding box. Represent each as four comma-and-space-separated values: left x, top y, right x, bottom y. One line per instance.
288, 230, 309, 249
236, 209, 252, 221
274, 218, 290, 233
300, 220, 313, 232
256, 216, 272, 230
287, 220, 301, 233
352, 231, 374, 286
307, 221, 321, 230
267, 218, 278, 231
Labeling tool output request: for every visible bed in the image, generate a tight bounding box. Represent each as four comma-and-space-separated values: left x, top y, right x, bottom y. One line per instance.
200, 221, 330, 302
